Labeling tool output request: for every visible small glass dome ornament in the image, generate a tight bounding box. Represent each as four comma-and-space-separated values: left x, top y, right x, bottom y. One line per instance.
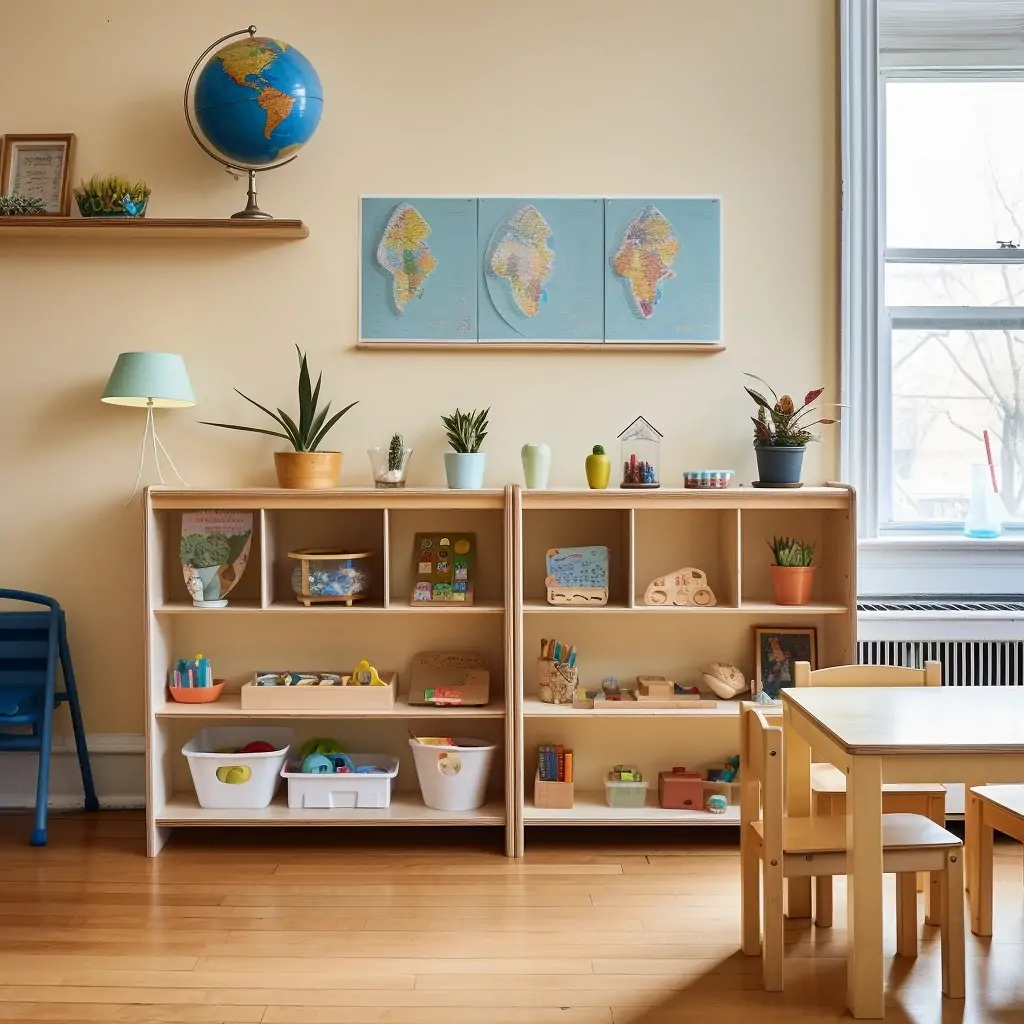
618, 416, 662, 489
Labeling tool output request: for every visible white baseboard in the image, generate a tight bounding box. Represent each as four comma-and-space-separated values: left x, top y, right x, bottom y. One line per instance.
0, 733, 146, 809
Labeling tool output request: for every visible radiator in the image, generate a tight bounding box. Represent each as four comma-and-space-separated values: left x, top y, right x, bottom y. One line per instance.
856, 596, 1024, 813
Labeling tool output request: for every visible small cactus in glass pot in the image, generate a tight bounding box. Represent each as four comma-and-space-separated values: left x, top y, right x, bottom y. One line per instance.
368, 432, 413, 488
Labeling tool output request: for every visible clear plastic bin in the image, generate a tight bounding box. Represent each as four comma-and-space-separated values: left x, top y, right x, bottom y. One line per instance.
605, 765, 648, 808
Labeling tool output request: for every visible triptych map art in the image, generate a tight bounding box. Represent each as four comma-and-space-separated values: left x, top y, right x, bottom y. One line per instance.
359, 197, 722, 344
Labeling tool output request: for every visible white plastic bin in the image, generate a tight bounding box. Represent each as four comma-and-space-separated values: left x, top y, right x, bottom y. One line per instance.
409, 737, 496, 811
282, 754, 399, 809
182, 727, 291, 809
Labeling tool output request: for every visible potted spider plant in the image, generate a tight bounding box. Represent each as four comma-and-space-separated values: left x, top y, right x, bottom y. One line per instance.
745, 374, 837, 486
441, 408, 489, 489
768, 536, 816, 606
201, 346, 358, 489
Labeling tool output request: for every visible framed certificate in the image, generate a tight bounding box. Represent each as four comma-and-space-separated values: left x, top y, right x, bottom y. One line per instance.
0, 134, 76, 215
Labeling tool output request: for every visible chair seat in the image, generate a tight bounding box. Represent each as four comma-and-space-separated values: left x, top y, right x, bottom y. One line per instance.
810, 762, 946, 797
751, 812, 961, 855
972, 784, 1024, 821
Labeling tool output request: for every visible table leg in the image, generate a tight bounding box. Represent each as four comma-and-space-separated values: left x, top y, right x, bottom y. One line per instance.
783, 703, 812, 919
847, 754, 885, 1019
966, 790, 993, 936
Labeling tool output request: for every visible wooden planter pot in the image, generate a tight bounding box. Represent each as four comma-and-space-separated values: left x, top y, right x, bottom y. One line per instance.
274, 452, 341, 489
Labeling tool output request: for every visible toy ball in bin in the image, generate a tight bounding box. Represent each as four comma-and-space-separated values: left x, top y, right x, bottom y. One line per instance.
409, 736, 497, 811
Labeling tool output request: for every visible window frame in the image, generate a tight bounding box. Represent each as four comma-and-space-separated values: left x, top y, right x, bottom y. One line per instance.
842, 0, 1024, 592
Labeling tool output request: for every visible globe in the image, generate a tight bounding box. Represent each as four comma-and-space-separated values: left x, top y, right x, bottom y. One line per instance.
193, 34, 323, 169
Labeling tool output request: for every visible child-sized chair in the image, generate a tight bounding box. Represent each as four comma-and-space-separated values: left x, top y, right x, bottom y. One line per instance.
0, 590, 98, 845
966, 785, 1024, 936
794, 660, 947, 927
739, 703, 965, 998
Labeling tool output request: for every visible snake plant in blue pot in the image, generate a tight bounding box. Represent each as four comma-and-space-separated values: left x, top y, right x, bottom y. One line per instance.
441, 408, 489, 489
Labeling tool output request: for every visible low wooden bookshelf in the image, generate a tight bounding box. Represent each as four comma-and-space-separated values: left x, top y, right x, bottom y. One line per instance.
143, 485, 855, 857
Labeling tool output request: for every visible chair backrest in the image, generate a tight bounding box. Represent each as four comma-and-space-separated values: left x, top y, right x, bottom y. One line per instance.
0, 592, 59, 704
793, 660, 941, 688
740, 702, 784, 864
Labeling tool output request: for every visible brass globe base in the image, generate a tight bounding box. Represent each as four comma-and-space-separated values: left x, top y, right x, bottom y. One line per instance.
231, 170, 273, 220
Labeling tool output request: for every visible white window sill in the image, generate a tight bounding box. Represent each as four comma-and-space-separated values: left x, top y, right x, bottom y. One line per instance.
859, 535, 1024, 596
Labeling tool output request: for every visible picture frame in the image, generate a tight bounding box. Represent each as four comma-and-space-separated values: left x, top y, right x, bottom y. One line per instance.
0, 133, 76, 215
753, 626, 817, 699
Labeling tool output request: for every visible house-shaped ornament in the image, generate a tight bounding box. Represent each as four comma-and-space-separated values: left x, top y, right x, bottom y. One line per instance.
618, 416, 662, 489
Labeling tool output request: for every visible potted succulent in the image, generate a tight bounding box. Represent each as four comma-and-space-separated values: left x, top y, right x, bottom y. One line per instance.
202, 346, 358, 489
368, 433, 413, 488
745, 374, 837, 486
73, 175, 151, 218
441, 408, 489, 489
0, 195, 47, 216
768, 536, 816, 606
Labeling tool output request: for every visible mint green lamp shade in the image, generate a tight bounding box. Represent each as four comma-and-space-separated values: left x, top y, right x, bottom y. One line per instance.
101, 352, 196, 409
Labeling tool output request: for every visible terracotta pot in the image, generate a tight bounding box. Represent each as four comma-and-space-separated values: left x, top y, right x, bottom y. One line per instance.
274, 451, 342, 489
771, 565, 816, 606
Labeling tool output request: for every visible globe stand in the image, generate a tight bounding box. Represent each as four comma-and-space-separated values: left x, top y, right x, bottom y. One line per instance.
231, 170, 272, 220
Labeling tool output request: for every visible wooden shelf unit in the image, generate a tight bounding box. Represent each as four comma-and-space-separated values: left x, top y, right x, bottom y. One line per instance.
145, 487, 514, 857
0, 217, 309, 239
143, 485, 855, 857
512, 486, 856, 854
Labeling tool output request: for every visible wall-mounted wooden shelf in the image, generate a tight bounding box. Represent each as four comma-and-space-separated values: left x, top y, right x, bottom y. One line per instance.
0, 217, 309, 240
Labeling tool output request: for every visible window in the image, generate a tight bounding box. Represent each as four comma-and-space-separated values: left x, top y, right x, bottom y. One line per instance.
883, 77, 1024, 528
843, 0, 1024, 593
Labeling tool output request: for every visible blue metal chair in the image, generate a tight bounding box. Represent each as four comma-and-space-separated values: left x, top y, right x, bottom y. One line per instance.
0, 590, 98, 845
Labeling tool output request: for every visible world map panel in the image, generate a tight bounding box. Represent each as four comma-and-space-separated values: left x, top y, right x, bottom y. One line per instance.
477, 198, 604, 342
360, 197, 478, 342
604, 198, 721, 343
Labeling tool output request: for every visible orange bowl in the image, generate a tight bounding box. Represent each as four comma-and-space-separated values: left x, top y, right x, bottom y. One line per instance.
168, 680, 226, 703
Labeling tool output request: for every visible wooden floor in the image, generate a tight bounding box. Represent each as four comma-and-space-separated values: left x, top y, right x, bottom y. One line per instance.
1, 814, 1023, 1023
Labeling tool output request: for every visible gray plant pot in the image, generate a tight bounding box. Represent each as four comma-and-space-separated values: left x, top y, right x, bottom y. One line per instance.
754, 445, 806, 485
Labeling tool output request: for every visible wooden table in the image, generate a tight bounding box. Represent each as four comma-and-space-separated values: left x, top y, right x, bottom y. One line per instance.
780, 686, 1024, 1019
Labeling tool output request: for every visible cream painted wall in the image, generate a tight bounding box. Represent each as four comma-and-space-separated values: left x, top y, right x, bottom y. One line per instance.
0, 0, 838, 735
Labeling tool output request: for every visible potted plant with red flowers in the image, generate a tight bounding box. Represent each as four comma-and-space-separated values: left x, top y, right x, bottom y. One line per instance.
745, 374, 837, 486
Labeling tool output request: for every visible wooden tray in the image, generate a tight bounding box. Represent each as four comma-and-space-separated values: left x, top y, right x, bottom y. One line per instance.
240, 671, 398, 712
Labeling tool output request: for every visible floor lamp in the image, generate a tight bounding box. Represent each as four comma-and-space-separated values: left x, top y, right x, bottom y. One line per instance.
102, 352, 196, 502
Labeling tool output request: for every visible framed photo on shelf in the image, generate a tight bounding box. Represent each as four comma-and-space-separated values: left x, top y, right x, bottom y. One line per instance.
754, 626, 817, 698
0, 133, 76, 215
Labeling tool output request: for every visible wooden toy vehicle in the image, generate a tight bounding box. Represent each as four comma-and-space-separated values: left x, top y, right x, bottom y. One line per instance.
643, 567, 717, 607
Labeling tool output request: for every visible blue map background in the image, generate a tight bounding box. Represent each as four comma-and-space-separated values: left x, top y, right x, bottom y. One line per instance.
360, 198, 478, 341
604, 198, 722, 343
478, 198, 604, 341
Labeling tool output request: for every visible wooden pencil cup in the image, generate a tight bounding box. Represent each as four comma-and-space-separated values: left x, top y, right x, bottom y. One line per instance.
534, 772, 574, 809
537, 659, 577, 705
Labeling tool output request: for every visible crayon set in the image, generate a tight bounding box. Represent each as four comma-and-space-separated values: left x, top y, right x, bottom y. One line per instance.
539, 638, 577, 668
537, 744, 573, 783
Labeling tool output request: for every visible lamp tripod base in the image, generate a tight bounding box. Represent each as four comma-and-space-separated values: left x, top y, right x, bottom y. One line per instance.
231, 170, 273, 220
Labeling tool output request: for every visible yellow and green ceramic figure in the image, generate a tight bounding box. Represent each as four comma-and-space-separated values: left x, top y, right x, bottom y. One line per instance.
585, 445, 611, 489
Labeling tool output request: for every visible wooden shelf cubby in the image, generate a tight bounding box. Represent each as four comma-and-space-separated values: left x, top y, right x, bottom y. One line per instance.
144, 484, 854, 857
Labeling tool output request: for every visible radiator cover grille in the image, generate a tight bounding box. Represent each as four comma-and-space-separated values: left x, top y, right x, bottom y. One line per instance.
858, 640, 1024, 686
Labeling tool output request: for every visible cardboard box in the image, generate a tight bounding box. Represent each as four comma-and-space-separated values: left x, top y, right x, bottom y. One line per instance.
407, 652, 490, 706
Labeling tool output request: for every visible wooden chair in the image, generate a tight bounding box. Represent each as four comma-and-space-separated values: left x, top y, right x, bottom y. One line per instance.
794, 660, 947, 927
966, 785, 1024, 936
740, 703, 965, 997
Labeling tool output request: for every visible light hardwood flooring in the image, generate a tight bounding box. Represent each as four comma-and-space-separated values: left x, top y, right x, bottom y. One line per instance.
0, 813, 1022, 1023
